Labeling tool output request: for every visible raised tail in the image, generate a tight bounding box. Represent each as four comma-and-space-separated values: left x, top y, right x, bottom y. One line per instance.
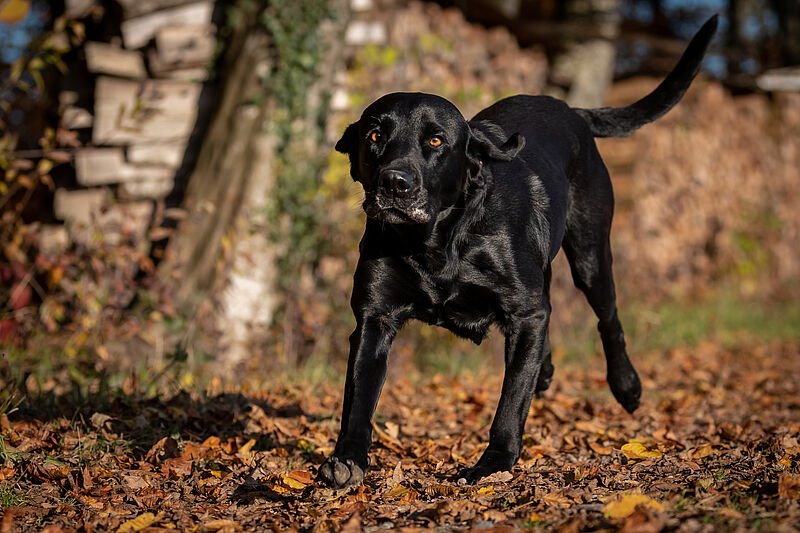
575, 14, 718, 138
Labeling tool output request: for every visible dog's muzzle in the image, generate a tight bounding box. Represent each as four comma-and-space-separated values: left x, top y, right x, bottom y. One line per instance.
363, 169, 430, 224
379, 169, 415, 198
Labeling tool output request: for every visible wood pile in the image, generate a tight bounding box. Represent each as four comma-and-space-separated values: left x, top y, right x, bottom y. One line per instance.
56, 0, 216, 246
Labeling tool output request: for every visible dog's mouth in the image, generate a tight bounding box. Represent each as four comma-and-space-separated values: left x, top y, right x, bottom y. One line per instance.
363, 194, 431, 224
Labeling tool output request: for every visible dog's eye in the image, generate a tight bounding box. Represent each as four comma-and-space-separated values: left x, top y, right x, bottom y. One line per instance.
429, 136, 443, 147
370, 131, 381, 143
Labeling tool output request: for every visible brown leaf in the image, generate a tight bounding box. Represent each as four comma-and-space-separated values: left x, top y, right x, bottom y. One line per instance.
480, 470, 513, 484
340, 512, 362, 533
144, 437, 179, 464
162, 457, 192, 478
588, 440, 613, 455
204, 520, 242, 531
778, 474, 800, 500
1, 507, 19, 533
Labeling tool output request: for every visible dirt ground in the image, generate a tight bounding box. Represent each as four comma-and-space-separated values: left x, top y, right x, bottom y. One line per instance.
1, 339, 799, 532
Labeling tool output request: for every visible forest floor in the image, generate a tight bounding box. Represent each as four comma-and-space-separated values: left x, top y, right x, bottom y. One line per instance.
1, 339, 800, 532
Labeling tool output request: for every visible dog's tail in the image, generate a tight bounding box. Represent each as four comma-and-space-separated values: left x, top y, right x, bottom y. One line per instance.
574, 14, 718, 138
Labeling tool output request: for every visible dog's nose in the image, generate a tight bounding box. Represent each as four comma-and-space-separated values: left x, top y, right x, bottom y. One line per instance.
379, 169, 415, 197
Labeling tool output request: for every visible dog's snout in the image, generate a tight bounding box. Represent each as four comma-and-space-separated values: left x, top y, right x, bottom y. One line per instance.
379, 169, 415, 197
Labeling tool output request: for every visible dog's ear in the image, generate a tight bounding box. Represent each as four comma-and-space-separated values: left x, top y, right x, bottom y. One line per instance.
335, 122, 359, 155
336, 122, 361, 181
467, 128, 525, 162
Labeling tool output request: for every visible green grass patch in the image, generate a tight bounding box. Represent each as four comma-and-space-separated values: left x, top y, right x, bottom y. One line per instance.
623, 292, 800, 353
0, 484, 24, 507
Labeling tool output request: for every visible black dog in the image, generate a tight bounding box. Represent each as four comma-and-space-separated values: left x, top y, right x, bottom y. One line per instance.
319, 16, 718, 488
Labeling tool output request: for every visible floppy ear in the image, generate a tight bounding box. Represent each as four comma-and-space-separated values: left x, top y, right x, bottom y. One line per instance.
465, 128, 525, 189
335, 122, 359, 155
467, 128, 525, 162
335, 122, 360, 181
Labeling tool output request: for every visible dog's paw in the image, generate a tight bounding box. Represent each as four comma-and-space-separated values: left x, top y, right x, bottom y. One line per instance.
454, 450, 516, 485
608, 366, 642, 414
318, 455, 366, 489
534, 360, 554, 395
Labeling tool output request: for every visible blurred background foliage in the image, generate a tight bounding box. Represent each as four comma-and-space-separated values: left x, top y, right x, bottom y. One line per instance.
0, 0, 799, 406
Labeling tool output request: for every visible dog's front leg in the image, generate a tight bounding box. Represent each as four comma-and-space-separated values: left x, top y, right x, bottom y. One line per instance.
457, 308, 549, 484
318, 316, 397, 488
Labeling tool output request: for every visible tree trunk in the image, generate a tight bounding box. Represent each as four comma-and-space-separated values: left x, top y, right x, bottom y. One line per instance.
550, 0, 621, 108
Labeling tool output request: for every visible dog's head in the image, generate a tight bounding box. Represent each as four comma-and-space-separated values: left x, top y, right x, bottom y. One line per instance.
336, 92, 524, 225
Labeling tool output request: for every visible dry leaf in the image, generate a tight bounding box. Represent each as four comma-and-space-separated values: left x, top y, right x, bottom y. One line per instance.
588, 440, 613, 455
621, 442, 663, 460
480, 470, 513, 483
238, 438, 256, 456
204, 520, 242, 531
287, 470, 313, 485
778, 474, 800, 500
692, 443, 716, 459
543, 492, 573, 508
604, 494, 664, 519
117, 512, 160, 532
281, 475, 307, 490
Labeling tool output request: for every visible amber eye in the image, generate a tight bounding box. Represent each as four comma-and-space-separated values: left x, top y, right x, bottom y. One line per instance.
370, 131, 381, 143
429, 136, 443, 147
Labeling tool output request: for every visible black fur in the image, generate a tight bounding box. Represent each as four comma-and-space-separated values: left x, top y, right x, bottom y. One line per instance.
318, 16, 717, 488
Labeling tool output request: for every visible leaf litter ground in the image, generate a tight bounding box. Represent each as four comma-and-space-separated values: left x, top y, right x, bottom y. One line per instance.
1, 340, 799, 532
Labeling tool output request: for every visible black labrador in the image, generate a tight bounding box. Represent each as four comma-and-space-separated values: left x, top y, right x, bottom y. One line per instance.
319, 16, 718, 488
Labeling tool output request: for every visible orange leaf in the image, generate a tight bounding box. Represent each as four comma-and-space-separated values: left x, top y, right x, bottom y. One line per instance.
0, 0, 30, 24
588, 440, 613, 455
287, 470, 313, 484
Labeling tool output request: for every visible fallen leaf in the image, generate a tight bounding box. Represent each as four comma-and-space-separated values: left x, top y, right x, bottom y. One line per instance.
621, 442, 663, 460
778, 474, 800, 500
604, 494, 664, 519
238, 438, 256, 456
287, 470, 313, 484
117, 512, 160, 532
281, 475, 307, 490
340, 512, 362, 533
1, 507, 18, 533
387, 484, 409, 499
204, 519, 242, 531
692, 443, 716, 459
718, 508, 745, 519
0, 0, 30, 24
480, 470, 513, 483
390, 461, 403, 485
384, 421, 400, 440
588, 440, 613, 455
543, 491, 573, 508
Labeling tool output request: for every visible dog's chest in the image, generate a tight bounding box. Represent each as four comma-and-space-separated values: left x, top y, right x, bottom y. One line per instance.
412, 265, 499, 345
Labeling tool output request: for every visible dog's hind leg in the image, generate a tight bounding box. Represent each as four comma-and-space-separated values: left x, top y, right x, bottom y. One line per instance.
563, 163, 641, 413
535, 265, 554, 395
